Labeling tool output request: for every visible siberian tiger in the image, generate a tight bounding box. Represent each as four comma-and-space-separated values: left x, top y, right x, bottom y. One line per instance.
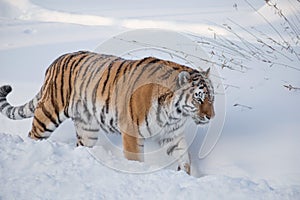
0, 51, 215, 174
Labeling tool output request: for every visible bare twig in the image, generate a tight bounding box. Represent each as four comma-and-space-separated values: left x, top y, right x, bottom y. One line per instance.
113, 36, 247, 73
283, 84, 300, 91
244, 0, 289, 46
233, 103, 253, 110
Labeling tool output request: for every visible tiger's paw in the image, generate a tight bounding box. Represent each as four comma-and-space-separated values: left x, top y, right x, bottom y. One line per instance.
177, 163, 191, 175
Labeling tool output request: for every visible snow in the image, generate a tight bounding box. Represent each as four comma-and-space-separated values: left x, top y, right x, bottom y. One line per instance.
1, 133, 299, 200
0, 0, 300, 199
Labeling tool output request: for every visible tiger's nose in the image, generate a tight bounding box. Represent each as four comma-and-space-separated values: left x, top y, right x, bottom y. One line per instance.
205, 106, 215, 120
211, 107, 215, 119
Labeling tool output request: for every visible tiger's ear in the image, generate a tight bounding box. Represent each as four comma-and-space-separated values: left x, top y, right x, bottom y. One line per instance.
177, 71, 191, 87
204, 68, 210, 77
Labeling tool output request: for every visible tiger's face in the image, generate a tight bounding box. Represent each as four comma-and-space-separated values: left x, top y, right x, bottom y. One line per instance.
176, 69, 215, 125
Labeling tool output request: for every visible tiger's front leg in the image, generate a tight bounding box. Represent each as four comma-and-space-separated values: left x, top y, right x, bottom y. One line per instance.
122, 132, 144, 162
163, 135, 191, 175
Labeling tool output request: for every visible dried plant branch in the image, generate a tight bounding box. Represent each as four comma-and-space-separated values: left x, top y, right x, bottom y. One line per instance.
266, 0, 300, 40
283, 84, 300, 91
192, 0, 300, 74
244, 0, 288, 45
113, 36, 246, 73
233, 103, 253, 110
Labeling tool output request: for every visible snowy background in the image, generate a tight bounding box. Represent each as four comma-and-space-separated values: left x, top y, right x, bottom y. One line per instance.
0, 0, 300, 199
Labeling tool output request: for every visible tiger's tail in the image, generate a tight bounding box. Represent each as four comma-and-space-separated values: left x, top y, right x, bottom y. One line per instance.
0, 85, 41, 120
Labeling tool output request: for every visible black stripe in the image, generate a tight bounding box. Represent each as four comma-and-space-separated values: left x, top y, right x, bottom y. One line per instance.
158, 92, 173, 106
133, 58, 161, 84
32, 130, 49, 139
105, 91, 110, 114
156, 100, 164, 125
169, 122, 184, 133
167, 143, 179, 155
147, 60, 163, 78
81, 55, 106, 79
50, 88, 62, 123
159, 68, 175, 80
101, 58, 120, 95
77, 140, 84, 146
83, 103, 92, 122
44, 54, 63, 89
17, 106, 27, 118
29, 100, 35, 113
136, 118, 143, 137
34, 116, 54, 133
64, 108, 69, 118
160, 138, 173, 145
127, 57, 153, 79
82, 127, 99, 132
129, 96, 134, 121
73, 54, 97, 86
92, 58, 118, 114
0, 98, 6, 103
111, 60, 128, 128
67, 54, 82, 103
6, 107, 13, 117
81, 57, 104, 109
89, 58, 110, 113
68, 53, 90, 90
69, 53, 96, 111
145, 114, 153, 136
129, 58, 162, 99
175, 88, 189, 107
109, 118, 119, 133
60, 53, 75, 106
0, 102, 9, 111
122, 59, 138, 83
87, 136, 98, 140
112, 60, 127, 84
10, 107, 16, 119
100, 107, 105, 124
99, 123, 109, 133
53, 54, 67, 102
122, 64, 129, 83
41, 104, 59, 127
60, 59, 65, 106
81, 56, 104, 91
172, 66, 180, 71
76, 133, 82, 139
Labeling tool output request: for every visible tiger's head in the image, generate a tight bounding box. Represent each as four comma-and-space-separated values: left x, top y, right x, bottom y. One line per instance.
175, 68, 215, 125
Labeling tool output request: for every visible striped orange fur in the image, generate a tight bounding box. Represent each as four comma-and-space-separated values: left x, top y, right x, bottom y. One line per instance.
0, 51, 215, 174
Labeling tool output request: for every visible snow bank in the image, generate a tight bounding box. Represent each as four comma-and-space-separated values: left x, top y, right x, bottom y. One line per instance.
1, 132, 299, 200
0, 0, 114, 26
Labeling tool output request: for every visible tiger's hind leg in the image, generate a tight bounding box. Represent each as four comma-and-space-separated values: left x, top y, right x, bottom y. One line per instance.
75, 122, 99, 147
28, 102, 67, 140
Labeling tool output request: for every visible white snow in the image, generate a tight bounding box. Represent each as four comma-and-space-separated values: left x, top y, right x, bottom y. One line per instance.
0, 0, 300, 199
1, 132, 299, 200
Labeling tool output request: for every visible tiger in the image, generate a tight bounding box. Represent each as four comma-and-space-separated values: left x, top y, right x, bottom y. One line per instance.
0, 51, 215, 174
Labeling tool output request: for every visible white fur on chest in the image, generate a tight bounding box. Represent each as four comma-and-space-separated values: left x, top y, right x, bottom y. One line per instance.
139, 100, 187, 143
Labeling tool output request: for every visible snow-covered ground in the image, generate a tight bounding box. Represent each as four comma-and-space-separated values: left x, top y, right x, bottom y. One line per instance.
1, 0, 300, 199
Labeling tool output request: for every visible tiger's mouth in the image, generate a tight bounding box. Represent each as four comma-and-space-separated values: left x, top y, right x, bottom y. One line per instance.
193, 116, 210, 125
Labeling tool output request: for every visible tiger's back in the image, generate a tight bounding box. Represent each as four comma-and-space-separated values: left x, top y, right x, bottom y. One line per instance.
0, 51, 215, 174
